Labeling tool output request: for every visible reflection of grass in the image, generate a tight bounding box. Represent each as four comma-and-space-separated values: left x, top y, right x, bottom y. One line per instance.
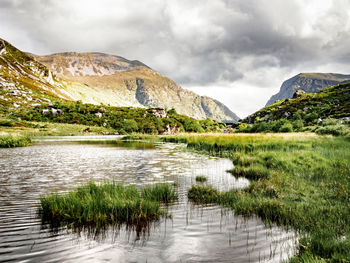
39, 181, 177, 228
195, 176, 207, 182
114, 140, 156, 149
165, 133, 350, 262
0, 135, 31, 147
121, 135, 158, 141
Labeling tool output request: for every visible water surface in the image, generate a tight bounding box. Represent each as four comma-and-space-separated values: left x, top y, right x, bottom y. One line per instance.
0, 137, 297, 262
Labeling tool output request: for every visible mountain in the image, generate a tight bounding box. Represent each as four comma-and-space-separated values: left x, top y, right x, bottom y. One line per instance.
266, 73, 350, 106
0, 37, 238, 122
33, 52, 239, 122
0, 38, 227, 134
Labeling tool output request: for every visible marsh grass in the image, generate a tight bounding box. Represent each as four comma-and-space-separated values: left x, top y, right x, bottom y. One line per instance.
0, 135, 31, 147
141, 183, 177, 203
195, 176, 207, 182
166, 133, 350, 262
39, 181, 177, 229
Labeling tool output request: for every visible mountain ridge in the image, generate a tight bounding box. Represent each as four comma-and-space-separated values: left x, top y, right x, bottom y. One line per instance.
33, 52, 239, 121
1, 37, 239, 122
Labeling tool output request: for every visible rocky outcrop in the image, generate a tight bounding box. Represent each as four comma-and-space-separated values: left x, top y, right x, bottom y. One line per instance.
292, 89, 305, 98
34, 52, 239, 122
266, 73, 350, 106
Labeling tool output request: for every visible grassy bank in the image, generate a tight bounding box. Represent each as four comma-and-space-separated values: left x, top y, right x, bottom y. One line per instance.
39, 181, 177, 228
0, 117, 119, 137
0, 134, 31, 147
164, 134, 350, 262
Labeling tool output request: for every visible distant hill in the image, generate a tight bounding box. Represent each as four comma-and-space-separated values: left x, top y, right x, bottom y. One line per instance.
33, 52, 239, 122
244, 82, 350, 125
266, 73, 350, 106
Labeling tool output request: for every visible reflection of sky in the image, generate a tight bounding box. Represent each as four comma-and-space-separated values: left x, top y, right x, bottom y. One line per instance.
0, 140, 297, 262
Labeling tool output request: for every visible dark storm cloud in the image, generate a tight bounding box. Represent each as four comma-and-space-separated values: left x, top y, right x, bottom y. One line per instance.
1, 0, 350, 116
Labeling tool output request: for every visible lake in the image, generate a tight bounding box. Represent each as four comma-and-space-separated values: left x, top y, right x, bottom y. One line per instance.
0, 137, 297, 262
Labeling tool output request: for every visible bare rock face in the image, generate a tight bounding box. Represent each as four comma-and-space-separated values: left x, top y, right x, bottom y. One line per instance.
34, 52, 239, 122
266, 73, 350, 106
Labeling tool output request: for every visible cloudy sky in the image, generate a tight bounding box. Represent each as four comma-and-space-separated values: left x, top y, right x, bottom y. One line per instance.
1, 0, 350, 117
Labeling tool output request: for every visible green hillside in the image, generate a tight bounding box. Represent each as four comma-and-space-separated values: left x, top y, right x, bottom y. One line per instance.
236, 83, 350, 135
0, 93, 224, 135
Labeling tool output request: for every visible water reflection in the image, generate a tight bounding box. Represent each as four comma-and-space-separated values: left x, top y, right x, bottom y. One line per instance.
0, 138, 297, 262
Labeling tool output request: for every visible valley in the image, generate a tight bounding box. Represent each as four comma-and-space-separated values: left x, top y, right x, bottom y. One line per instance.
0, 36, 349, 262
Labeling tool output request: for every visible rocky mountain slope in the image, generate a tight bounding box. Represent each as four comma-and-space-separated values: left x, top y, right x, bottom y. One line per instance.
33, 52, 239, 122
266, 73, 350, 106
0, 38, 75, 112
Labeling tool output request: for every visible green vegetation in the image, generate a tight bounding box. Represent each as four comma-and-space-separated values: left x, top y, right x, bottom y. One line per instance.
165, 134, 349, 262
141, 183, 177, 203
0, 134, 31, 147
39, 181, 177, 228
235, 83, 350, 135
1, 96, 223, 135
0, 117, 117, 136
195, 176, 208, 182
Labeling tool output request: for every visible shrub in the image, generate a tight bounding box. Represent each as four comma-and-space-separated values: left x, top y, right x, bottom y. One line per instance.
183, 120, 205, 133
292, 119, 304, 131
269, 119, 289, 132
305, 112, 318, 124
315, 125, 350, 136
122, 119, 138, 133
279, 122, 293, 132
322, 118, 339, 126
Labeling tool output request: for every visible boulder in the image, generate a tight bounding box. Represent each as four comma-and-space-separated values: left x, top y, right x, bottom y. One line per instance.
147, 108, 167, 118
95, 112, 103, 118
293, 89, 306, 98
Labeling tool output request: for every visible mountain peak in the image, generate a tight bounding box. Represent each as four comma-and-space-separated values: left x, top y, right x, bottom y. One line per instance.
33, 52, 149, 77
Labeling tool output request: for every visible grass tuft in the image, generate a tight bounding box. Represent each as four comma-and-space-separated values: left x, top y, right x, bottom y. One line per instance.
39, 181, 177, 228
195, 176, 207, 182
0, 135, 31, 147
188, 185, 219, 203
141, 183, 177, 203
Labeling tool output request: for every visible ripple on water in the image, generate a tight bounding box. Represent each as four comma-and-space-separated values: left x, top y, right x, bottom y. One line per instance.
0, 139, 297, 262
